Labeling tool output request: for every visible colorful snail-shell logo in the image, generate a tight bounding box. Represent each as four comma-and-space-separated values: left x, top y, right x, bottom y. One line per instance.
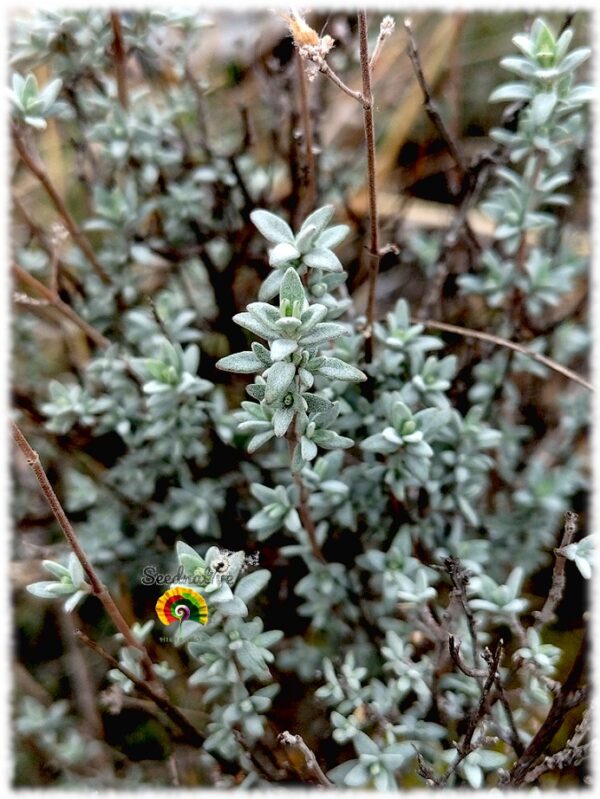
155, 586, 208, 626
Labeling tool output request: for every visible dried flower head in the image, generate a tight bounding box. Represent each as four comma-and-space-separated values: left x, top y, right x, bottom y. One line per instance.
380, 15, 395, 38
281, 8, 319, 47
50, 221, 69, 247
279, 9, 335, 81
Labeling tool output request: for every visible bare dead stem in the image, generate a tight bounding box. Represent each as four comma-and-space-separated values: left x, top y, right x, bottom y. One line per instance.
12, 127, 111, 285
110, 11, 129, 109
11, 421, 157, 682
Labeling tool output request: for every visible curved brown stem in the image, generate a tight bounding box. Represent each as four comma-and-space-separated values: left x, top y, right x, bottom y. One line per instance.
11, 421, 157, 682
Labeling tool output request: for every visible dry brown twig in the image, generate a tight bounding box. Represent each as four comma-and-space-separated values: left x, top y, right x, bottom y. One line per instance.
286, 433, 325, 563
11, 421, 256, 777
110, 11, 129, 110
12, 125, 111, 285
508, 640, 587, 786
13, 262, 110, 349
433, 641, 504, 786
413, 317, 592, 392
403, 18, 466, 177
278, 731, 332, 786
535, 511, 579, 628
10, 422, 157, 682
369, 16, 395, 75
75, 629, 240, 775
295, 50, 317, 220
443, 556, 480, 674
357, 10, 381, 365
286, 10, 391, 364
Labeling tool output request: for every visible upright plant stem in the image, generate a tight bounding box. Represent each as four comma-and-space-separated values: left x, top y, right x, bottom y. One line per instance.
110, 11, 129, 110
286, 434, 325, 562
10, 421, 158, 683
295, 50, 317, 219
358, 11, 381, 364
12, 127, 111, 285
535, 511, 579, 628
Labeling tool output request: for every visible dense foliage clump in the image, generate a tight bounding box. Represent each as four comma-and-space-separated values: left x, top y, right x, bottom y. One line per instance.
11, 10, 590, 789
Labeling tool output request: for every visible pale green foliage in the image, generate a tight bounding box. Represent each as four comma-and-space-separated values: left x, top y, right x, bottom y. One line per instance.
558, 535, 593, 579
218, 215, 366, 467
9, 72, 65, 128
26, 554, 90, 612
15, 11, 590, 791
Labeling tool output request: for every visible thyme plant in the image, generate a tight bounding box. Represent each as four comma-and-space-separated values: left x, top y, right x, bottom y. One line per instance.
11, 10, 591, 790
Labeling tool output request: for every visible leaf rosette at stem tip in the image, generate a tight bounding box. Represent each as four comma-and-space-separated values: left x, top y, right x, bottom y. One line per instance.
249, 205, 350, 302
217, 263, 366, 446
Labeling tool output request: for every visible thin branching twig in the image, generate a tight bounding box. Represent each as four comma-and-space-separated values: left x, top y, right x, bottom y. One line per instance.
286, 434, 325, 562
278, 731, 332, 786
433, 641, 504, 786
11, 422, 157, 682
358, 11, 381, 364
403, 18, 466, 177
535, 511, 579, 628
295, 50, 317, 219
12, 126, 111, 285
444, 556, 480, 676
508, 640, 587, 785
110, 12, 129, 109
414, 317, 592, 391
13, 263, 110, 349
76, 629, 240, 774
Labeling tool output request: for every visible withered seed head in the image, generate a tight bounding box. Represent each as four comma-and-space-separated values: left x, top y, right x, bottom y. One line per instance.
281, 9, 319, 47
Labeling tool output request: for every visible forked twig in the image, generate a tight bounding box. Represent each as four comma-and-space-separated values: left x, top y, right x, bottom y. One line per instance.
403, 18, 466, 177
13, 263, 110, 349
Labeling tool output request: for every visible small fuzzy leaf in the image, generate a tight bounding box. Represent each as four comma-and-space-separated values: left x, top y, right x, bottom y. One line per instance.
258, 269, 285, 301
303, 249, 343, 272
300, 323, 349, 346
251, 342, 273, 365
279, 267, 305, 308
68, 553, 85, 588
272, 406, 295, 437
301, 436, 318, 461
299, 205, 334, 236
38, 77, 63, 109
316, 224, 349, 249
531, 90, 557, 126
246, 429, 273, 452
42, 560, 71, 580
312, 429, 354, 449
264, 361, 296, 403
270, 242, 300, 267
304, 394, 334, 414
217, 596, 248, 616
317, 357, 367, 382
270, 338, 298, 361
295, 224, 318, 253
489, 82, 534, 102
233, 312, 275, 340
235, 569, 271, 602
27, 581, 76, 598
251, 209, 295, 243
216, 351, 264, 373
